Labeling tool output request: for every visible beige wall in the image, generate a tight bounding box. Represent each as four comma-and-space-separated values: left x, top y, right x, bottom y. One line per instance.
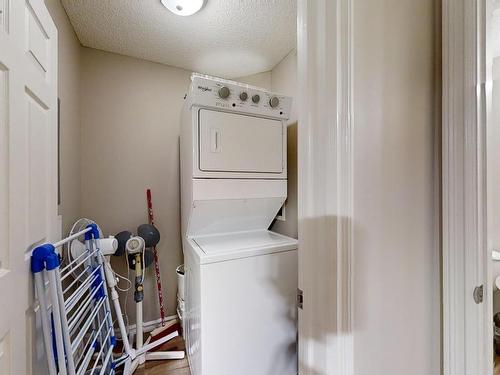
45, 0, 82, 235
352, 0, 441, 373
271, 50, 298, 125
236, 71, 272, 90
80, 48, 191, 322
270, 50, 298, 238
79, 47, 298, 323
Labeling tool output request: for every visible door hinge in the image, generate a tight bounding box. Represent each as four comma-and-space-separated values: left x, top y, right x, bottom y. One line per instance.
473, 285, 484, 304
297, 288, 303, 309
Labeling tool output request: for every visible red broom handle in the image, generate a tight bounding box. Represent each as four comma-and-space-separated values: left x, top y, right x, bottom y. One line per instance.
147, 189, 166, 326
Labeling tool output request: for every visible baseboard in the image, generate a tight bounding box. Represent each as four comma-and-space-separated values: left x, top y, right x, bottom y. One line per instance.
115, 314, 179, 338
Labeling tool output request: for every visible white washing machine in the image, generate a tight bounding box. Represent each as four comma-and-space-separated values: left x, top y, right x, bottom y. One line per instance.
180, 74, 298, 375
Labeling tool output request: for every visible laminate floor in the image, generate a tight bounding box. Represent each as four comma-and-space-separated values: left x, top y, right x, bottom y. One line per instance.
137, 335, 190, 375
115, 334, 190, 375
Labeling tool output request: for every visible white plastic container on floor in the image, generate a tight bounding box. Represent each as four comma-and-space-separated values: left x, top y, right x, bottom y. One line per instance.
177, 264, 185, 300
176, 264, 186, 335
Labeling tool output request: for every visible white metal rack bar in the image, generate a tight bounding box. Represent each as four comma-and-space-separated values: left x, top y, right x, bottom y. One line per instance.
31, 224, 117, 375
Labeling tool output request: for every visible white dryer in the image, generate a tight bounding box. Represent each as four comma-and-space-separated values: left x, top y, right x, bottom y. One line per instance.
180, 74, 297, 375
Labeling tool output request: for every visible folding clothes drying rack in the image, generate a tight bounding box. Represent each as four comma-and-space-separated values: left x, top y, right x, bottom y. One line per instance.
31, 224, 116, 375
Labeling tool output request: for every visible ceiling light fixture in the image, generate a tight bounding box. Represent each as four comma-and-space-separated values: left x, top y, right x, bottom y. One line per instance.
161, 0, 206, 16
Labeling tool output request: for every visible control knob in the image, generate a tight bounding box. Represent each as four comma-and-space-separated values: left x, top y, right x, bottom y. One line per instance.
269, 96, 280, 108
252, 94, 260, 103
239, 92, 248, 101
218, 86, 230, 99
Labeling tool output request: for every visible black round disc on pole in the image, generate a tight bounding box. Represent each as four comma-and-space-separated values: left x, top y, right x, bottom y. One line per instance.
137, 224, 160, 248
114, 230, 132, 257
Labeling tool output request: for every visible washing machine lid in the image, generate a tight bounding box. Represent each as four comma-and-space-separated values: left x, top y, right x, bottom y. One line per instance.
192, 230, 297, 263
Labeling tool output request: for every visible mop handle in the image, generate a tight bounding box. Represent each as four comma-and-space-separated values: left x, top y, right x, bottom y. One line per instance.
147, 189, 155, 224
146, 189, 166, 325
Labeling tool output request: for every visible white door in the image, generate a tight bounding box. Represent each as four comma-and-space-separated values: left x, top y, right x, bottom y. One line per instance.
0, 0, 58, 374
198, 109, 284, 173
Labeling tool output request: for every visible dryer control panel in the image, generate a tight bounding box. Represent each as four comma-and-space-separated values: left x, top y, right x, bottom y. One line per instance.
186, 73, 292, 120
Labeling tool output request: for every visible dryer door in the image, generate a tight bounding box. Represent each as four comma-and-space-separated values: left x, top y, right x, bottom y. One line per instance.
198, 109, 284, 174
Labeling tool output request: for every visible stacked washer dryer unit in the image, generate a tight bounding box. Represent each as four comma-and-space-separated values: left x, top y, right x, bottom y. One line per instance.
180, 73, 298, 375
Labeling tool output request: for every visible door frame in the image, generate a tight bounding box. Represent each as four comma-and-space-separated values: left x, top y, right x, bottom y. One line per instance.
442, 0, 492, 374
299, 0, 493, 373
296, 0, 354, 373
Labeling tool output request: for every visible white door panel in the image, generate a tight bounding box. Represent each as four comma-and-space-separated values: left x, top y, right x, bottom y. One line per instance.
0, 0, 58, 374
0, 0, 9, 35
27, 93, 49, 244
27, 7, 49, 73
198, 109, 283, 173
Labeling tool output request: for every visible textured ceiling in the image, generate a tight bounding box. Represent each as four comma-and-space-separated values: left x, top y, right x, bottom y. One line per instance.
61, 0, 297, 78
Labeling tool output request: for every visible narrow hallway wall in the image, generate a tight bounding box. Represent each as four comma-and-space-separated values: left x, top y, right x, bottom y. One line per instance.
352, 0, 441, 373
